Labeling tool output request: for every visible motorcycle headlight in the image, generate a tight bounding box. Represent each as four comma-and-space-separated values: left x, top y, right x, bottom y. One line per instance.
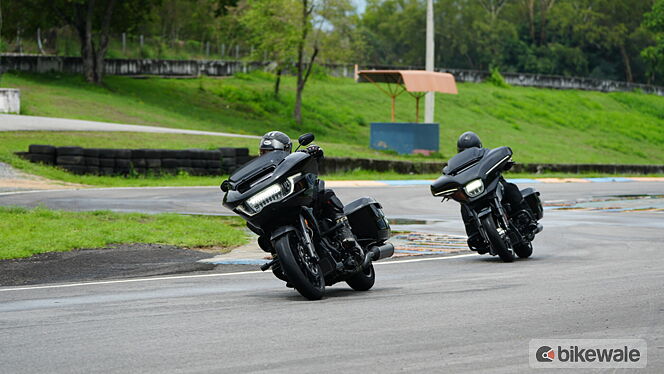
240, 173, 300, 215
464, 179, 484, 198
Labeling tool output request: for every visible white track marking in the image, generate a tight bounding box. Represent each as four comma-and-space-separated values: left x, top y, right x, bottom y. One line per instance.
0, 270, 263, 292
0, 253, 478, 293
375, 253, 478, 265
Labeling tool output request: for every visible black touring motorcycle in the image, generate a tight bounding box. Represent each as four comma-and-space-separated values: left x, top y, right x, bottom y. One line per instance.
221, 134, 394, 300
430, 146, 543, 262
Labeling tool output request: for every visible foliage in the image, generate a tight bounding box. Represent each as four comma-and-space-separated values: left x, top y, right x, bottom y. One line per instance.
0, 206, 247, 259
642, 0, 664, 84
5, 0, 664, 84
358, 0, 660, 84
487, 67, 510, 88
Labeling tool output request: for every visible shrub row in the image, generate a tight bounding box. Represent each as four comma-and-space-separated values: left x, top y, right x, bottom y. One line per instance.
21, 145, 253, 176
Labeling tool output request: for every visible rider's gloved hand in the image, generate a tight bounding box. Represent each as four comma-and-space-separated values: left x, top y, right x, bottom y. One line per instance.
303, 144, 324, 158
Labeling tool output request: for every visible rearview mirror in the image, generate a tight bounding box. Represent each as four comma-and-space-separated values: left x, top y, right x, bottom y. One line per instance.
298, 133, 315, 147
220, 180, 231, 192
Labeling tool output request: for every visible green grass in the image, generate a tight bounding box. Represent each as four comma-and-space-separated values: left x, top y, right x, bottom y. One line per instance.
3, 70, 664, 167
0, 206, 248, 260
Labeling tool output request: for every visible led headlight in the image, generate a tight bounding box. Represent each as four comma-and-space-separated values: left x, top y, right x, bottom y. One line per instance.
240, 173, 301, 215
464, 179, 484, 198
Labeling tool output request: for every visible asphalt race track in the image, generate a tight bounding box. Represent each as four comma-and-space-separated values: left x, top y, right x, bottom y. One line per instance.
1, 182, 663, 373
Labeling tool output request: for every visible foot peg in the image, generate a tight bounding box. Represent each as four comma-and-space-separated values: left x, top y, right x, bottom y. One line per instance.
260, 259, 276, 271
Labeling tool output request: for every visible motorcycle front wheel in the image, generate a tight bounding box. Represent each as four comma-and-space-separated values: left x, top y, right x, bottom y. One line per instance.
480, 215, 515, 262
275, 231, 325, 300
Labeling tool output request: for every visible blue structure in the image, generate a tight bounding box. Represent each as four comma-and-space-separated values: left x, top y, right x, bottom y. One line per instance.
370, 122, 439, 155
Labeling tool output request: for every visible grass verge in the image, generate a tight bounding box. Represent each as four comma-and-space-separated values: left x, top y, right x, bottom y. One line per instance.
0, 206, 248, 260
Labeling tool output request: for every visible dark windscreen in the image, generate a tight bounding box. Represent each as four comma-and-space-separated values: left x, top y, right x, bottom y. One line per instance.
445, 147, 486, 175
229, 150, 289, 182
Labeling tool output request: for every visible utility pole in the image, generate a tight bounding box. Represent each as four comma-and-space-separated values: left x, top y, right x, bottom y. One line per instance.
425, 0, 435, 123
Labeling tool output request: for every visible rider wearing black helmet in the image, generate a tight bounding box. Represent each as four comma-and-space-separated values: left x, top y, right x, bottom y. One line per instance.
258, 131, 359, 251
259, 131, 293, 155
454, 132, 529, 247
456, 131, 482, 153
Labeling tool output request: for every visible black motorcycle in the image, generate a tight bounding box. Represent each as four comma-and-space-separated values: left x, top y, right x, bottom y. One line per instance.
221, 133, 394, 300
430, 146, 543, 262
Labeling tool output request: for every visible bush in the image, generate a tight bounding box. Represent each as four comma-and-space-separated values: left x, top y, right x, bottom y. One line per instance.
487, 67, 510, 88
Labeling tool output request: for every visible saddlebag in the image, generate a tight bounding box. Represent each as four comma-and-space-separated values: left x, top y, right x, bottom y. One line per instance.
344, 197, 391, 242
521, 187, 543, 220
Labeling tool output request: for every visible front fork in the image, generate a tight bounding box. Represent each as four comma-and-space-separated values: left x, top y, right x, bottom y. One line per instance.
299, 208, 320, 264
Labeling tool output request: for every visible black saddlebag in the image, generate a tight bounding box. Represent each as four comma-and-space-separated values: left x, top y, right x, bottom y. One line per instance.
521, 187, 543, 220
343, 197, 391, 242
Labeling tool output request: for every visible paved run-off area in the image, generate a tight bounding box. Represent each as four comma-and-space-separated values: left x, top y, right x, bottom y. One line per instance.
0, 166, 663, 372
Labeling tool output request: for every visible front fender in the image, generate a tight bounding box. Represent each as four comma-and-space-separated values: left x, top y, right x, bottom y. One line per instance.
270, 225, 298, 242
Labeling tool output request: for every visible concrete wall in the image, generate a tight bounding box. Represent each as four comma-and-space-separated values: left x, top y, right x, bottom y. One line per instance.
1, 55, 267, 77
4, 55, 664, 95
0, 88, 20, 114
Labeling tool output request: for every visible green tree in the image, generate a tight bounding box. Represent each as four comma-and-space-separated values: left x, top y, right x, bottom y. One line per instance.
239, 0, 326, 125
315, 0, 366, 64
359, 0, 426, 65
240, 0, 299, 96
642, 0, 664, 83
13, 0, 161, 83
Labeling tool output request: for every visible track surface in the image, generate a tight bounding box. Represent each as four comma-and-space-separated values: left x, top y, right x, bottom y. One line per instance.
1, 182, 663, 373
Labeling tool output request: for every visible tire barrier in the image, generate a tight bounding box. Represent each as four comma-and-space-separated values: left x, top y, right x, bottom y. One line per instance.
17, 145, 664, 176
19, 145, 253, 176
318, 157, 664, 176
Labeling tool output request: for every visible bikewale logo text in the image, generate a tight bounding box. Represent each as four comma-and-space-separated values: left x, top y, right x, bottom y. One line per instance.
529, 339, 647, 369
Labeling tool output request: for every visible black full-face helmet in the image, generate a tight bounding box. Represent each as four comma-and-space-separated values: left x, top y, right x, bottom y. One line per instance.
259, 131, 292, 155
456, 131, 482, 153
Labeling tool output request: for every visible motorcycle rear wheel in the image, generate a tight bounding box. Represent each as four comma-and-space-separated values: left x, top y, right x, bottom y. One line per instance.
346, 264, 375, 291
514, 242, 533, 258
480, 215, 515, 262
275, 231, 325, 300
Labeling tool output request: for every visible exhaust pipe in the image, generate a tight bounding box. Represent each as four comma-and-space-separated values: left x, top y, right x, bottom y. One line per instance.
362, 242, 395, 268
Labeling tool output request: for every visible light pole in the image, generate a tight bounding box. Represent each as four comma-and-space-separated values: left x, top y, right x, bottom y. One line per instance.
425, 0, 435, 123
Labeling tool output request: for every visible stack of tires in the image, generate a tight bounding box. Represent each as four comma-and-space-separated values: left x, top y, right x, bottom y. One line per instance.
219, 147, 252, 174
27, 145, 57, 165
20, 145, 254, 176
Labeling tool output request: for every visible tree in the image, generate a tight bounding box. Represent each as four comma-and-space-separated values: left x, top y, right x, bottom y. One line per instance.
240, 0, 323, 125
314, 0, 365, 64
569, 0, 654, 83
642, 0, 664, 83
240, 0, 299, 96
293, 0, 319, 125
359, 0, 426, 66
478, 0, 510, 22
15, 0, 160, 84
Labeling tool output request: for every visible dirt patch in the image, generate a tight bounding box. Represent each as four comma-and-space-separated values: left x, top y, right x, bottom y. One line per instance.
0, 243, 256, 287
0, 162, 86, 193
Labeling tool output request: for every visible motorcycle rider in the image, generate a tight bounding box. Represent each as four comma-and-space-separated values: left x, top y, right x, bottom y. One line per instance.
258, 131, 361, 253
455, 131, 531, 250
